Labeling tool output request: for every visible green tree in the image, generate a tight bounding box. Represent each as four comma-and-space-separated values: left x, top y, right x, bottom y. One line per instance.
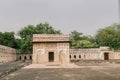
18, 22, 61, 53
76, 40, 98, 48
35, 23, 61, 34
70, 30, 82, 41
18, 25, 35, 40
70, 30, 98, 48
69, 30, 83, 48
0, 32, 18, 48
0, 32, 3, 44
95, 24, 120, 49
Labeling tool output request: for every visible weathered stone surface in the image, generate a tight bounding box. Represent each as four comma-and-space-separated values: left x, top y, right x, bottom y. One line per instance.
1, 34, 120, 66
33, 34, 69, 42
1, 64, 120, 80
0, 61, 31, 78
32, 34, 70, 65
70, 47, 120, 61
0, 45, 18, 63
17, 54, 32, 61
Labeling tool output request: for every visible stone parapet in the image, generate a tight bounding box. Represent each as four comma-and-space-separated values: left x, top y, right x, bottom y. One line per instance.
33, 34, 69, 42
0, 45, 18, 63
0, 45, 18, 54
70, 48, 100, 54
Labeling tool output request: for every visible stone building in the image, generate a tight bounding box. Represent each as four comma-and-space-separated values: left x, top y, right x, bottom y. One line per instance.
32, 34, 70, 64
1, 34, 120, 64
0, 45, 17, 63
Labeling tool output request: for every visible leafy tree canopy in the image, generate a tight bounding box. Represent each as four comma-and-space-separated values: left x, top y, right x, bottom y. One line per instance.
95, 23, 120, 49
17, 22, 61, 53
0, 32, 18, 48
69, 30, 98, 48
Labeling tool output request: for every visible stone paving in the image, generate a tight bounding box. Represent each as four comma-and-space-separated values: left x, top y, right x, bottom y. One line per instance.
0, 61, 31, 78
1, 63, 120, 80
24, 63, 80, 68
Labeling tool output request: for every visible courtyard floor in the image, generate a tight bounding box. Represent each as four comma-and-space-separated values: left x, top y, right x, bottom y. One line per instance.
1, 63, 120, 80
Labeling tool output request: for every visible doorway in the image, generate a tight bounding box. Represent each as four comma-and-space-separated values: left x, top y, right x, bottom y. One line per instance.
49, 52, 54, 62
24, 56, 27, 60
104, 53, 109, 60
19, 56, 21, 60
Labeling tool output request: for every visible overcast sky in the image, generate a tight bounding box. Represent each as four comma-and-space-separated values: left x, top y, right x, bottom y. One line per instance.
0, 0, 119, 35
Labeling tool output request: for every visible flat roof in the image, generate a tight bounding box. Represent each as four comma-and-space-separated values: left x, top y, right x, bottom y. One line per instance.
33, 34, 69, 42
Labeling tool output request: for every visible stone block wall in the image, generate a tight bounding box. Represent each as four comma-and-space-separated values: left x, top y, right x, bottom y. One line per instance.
70, 48, 101, 60
0, 45, 18, 63
32, 34, 70, 65
17, 54, 32, 61
70, 47, 120, 61
112, 51, 120, 59
32, 42, 69, 64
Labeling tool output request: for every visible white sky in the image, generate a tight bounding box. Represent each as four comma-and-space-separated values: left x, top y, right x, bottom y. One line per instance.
0, 0, 119, 35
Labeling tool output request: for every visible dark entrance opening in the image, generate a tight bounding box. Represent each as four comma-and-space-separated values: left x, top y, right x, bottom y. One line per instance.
30, 56, 32, 60
24, 56, 27, 60
104, 53, 109, 60
69, 55, 71, 59
49, 52, 54, 62
19, 56, 21, 60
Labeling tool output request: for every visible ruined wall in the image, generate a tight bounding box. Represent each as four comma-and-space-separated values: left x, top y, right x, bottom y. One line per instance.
17, 54, 32, 61
0, 45, 18, 63
70, 47, 120, 60
112, 51, 120, 60
70, 48, 101, 60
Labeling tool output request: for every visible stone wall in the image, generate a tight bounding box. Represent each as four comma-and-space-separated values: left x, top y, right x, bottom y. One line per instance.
17, 54, 32, 61
70, 48, 101, 60
70, 47, 120, 61
112, 51, 120, 59
1, 43, 120, 64
0, 45, 18, 63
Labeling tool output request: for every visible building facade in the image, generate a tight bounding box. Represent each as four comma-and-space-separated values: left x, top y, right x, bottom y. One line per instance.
32, 34, 70, 64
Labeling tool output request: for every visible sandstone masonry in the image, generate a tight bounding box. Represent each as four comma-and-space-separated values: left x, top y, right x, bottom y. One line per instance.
1, 34, 120, 64
70, 47, 120, 61
0, 45, 17, 63
32, 34, 70, 64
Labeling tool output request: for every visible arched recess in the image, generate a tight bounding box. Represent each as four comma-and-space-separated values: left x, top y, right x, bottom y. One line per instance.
30, 56, 32, 60
79, 55, 81, 58
74, 55, 76, 59
69, 55, 71, 59
24, 56, 27, 60
19, 56, 21, 60
59, 50, 65, 64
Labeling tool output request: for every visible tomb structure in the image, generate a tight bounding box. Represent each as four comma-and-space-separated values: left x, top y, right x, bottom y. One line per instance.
32, 34, 70, 65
